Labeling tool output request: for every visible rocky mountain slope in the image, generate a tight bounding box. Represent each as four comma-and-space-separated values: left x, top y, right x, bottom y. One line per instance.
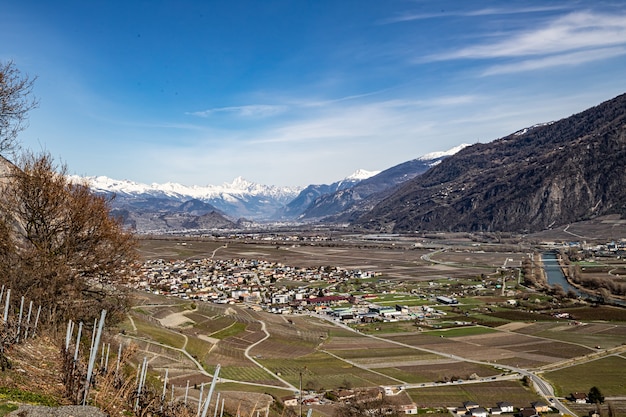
356, 93, 626, 233
276, 169, 379, 219
299, 144, 469, 221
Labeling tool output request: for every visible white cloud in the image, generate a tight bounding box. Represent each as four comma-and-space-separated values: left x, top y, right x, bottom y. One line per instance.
382, 5, 570, 24
482, 46, 626, 75
188, 104, 287, 118
244, 94, 481, 145
432, 11, 626, 60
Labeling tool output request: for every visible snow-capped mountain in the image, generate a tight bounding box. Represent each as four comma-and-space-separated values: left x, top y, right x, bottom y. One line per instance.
297, 144, 470, 221
73, 144, 468, 232
418, 143, 471, 163
79, 175, 301, 203
275, 169, 380, 220
75, 175, 303, 227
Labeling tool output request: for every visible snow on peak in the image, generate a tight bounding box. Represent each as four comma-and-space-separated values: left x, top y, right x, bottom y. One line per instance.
226, 176, 253, 189
513, 121, 555, 136
75, 174, 302, 201
418, 143, 471, 161
345, 169, 380, 181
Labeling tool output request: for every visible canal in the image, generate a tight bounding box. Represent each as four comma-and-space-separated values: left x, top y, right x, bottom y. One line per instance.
541, 251, 625, 306
541, 252, 582, 296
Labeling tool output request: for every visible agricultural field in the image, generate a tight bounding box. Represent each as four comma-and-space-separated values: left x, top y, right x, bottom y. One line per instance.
543, 355, 626, 397
406, 380, 540, 408
121, 234, 626, 416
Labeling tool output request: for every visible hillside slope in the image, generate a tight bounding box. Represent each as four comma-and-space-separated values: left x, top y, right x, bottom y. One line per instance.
357, 93, 626, 233
300, 145, 469, 221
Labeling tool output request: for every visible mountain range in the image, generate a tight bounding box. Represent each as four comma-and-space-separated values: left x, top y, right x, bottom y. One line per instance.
81, 147, 465, 233
49, 92, 626, 234
357, 92, 626, 233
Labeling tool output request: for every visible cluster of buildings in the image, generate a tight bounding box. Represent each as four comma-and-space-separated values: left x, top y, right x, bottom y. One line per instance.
131, 257, 376, 307
452, 401, 551, 417
131, 257, 455, 324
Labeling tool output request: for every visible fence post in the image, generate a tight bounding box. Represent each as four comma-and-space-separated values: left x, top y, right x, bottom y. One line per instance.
74, 322, 83, 362
23, 301, 33, 340
196, 383, 204, 417
32, 305, 41, 337
83, 310, 107, 406
115, 343, 123, 376
200, 364, 221, 417
3, 289, 11, 322
16, 296, 24, 343
212, 392, 220, 417
104, 343, 110, 373
65, 319, 73, 352
135, 356, 148, 412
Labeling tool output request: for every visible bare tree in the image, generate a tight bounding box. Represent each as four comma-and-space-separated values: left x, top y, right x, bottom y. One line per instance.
0, 61, 38, 155
0, 152, 137, 325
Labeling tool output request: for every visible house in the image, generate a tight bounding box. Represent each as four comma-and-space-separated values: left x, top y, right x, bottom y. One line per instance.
518, 408, 539, 417
335, 389, 355, 401
570, 392, 588, 404
468, 407, 488, 417
496, 402, 514, 413
490, 406, 503, 415
436, 295, 458, 304
399, 404, 418, 415
530, 401, 551, 413
272, 293, 290, 304
282, 396, 298, 407
463, 401, 480, 410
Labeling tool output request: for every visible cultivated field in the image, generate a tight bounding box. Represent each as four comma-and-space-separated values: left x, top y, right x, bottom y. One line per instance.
121, 234, 626, 416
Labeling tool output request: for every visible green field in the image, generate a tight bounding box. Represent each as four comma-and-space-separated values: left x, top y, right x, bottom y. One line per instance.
406, 380, 540, 408
543, 355, 626, 396
260, 351, 399, 390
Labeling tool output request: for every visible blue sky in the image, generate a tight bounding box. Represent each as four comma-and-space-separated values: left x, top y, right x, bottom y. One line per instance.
2, 1, 626, 187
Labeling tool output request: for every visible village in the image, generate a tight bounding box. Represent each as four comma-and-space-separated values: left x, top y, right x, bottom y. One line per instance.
130, 256, 468, 324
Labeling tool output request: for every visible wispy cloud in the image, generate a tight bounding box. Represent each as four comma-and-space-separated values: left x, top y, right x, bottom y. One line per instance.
431, 12, 626, 60
188, 104, 287, 118
482, 46, 626, 75
382, 5, 570, 24
245, 94, 481, 145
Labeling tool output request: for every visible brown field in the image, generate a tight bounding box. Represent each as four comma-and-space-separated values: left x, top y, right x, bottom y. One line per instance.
384, 328, 594, 368
506, 320, 626, 349
383, 360, 500, 384
137, 238, 499, 281
406, 380, 541, 408
430, 250, 527, 269
322, 335, 408, 350
127, 235, 626, 411
527, 215, 626, 242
